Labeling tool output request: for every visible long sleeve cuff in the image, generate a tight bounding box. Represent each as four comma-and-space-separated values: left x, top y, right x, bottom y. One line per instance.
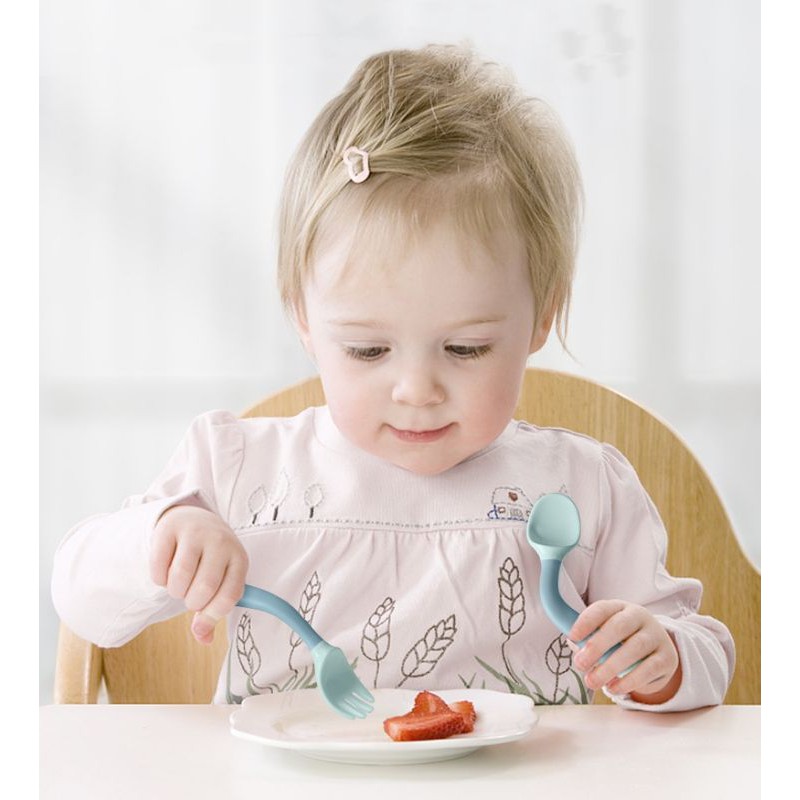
51, 489, 215, 647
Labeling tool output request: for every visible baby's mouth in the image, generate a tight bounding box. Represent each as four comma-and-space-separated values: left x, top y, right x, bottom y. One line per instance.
387, 424, 454, 443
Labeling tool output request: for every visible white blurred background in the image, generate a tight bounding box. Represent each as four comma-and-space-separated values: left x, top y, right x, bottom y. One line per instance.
39, 0, 759, 703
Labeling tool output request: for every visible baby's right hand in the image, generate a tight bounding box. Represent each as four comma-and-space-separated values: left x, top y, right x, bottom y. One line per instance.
150, 505, 249, 644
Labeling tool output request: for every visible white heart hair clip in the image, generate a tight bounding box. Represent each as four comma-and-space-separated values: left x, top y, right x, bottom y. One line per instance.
342, 146, 370, 183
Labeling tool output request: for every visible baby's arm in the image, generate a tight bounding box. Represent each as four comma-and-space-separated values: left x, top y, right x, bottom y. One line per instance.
51, 410, 243, 647
150, 504, 248, 643
578, 443, 735, 711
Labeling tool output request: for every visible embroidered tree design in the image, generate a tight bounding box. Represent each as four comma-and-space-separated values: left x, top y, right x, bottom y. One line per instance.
303, 483, 323, 519
248, 485, 267, 525
267, 470, 290, 521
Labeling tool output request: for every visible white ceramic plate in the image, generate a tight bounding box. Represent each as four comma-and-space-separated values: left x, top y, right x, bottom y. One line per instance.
230, 688, 537, 765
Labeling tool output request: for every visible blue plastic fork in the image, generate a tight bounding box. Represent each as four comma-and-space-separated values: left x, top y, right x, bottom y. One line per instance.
236, 583, 374, 719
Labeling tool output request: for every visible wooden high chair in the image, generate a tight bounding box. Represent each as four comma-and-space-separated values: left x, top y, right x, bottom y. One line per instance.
53, 368, 760, 705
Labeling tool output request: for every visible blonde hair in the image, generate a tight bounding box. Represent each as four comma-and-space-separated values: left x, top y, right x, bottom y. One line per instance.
277, 43, 582, 346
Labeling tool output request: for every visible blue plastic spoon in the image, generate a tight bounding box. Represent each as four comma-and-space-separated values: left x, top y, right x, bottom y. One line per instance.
526, 493, 639, 678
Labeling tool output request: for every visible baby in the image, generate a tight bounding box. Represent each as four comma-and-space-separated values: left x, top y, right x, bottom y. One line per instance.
52, 44, 734, 710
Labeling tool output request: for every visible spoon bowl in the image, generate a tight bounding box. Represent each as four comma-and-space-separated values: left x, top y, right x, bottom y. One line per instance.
526, 492, 581, 560
526, 493, 582, 635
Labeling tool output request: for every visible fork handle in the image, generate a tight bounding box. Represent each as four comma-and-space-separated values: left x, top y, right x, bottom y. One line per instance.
236, 584, 323, 649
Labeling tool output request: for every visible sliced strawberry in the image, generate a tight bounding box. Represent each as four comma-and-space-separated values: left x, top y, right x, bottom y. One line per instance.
383, 692, 480, 742
448, 700, 477, 733
383, 710, 466, 742
411, 690, 452, 715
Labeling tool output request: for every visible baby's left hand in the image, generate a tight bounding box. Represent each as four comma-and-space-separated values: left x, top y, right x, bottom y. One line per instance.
570, 600, 682, 703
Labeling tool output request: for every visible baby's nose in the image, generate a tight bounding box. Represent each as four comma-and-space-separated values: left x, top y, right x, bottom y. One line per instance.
391, 367, 445, 406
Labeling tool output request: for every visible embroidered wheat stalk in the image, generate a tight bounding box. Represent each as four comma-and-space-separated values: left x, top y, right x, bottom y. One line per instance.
236, 613, 261, 677
397, 614, 457, 687
498, 557, 526, 686
361, 597, 395, 688
288, 571, 321, 672
235, 613, 274, 695
545, 634, 575, 703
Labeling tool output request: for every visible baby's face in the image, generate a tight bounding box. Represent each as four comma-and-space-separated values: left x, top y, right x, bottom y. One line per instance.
296, 221, 546, 475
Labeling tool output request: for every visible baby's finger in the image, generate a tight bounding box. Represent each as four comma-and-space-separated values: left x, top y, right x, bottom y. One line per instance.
569, 599, 626, 644
149, 530, 177, 587
605, 642, 677, 696
606, 670, 659, 698
191, 612, 218, 645
571, 603, 632, 671
184, 560, 225, 614
200, 556, 248, 624
574, 604, 646, 672
584, 635, 655, 691
165, 539, 202, 600
605, 657, 671, 697
573, 612, 656, 685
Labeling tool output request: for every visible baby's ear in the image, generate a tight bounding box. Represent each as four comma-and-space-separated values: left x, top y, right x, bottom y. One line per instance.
529, 302, 556, 355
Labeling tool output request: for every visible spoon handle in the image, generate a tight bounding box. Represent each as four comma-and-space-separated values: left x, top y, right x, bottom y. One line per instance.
539, 559, 579, 634
539, 562, 641, 678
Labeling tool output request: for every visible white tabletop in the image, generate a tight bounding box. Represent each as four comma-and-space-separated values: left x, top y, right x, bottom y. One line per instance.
40, 703, 759, 799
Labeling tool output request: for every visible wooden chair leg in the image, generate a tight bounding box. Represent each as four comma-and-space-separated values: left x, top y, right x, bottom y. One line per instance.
54, 623, 103, 704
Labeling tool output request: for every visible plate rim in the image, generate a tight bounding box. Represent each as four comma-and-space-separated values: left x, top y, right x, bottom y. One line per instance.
229, 687, 538, 754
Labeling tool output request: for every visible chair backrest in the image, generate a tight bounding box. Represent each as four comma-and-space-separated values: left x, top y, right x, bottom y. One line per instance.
53, 369, 759, 704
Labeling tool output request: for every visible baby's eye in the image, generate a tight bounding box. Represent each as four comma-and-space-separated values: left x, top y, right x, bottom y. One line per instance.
446, 344, 493, 359
344, 345, 389, 361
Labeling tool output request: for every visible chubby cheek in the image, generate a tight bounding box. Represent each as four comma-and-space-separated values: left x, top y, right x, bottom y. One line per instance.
320, 369, 378, 442
465, 348, 526, 411
463, 379, 521, 442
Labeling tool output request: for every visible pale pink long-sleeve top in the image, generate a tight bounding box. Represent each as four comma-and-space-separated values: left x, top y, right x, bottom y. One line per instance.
52, 406, 734, 710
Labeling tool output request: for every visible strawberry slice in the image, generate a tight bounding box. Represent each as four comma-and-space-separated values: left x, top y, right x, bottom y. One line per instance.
411, 690, 453, 715
448, 700, 477, 733
383, 710, 466, 742
383, 691, 478, 742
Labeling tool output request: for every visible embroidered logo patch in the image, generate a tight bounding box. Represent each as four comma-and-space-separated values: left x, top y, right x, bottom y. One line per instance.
487, 486, 533, 520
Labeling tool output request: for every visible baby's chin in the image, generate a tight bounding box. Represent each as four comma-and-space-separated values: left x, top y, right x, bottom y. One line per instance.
392, 460, 456, 476
342, 425, 488, 475
380, 449, 471, 476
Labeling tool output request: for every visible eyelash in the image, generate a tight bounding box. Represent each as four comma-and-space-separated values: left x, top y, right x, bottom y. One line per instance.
446, 344, 493, 359
344, 344, 493, 362
345, 346, 388, 362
